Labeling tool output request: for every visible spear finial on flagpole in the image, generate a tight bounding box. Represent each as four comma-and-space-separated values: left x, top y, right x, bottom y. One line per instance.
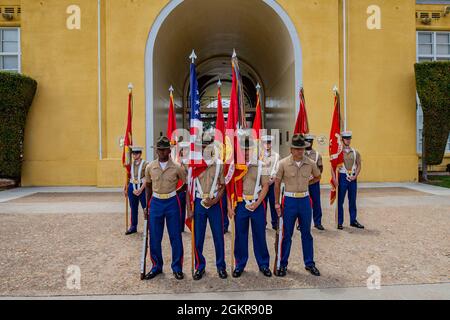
256, 83, 261, 92
128, 82, 133, 92
189, 50, 197, 63
169, 85, 174, 94
232, 48, 237, 58
217, 79, 222, 88
333, 85, 338, 94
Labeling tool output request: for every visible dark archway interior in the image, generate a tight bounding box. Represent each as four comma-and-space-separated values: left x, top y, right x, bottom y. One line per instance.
152, 0, 297, 153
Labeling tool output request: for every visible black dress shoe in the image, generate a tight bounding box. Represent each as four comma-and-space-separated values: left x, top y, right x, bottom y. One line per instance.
315, 225, 325, 231
232, 269, 243, 278
296, 224, 301, 231
275, 266, 287, 277
305, 265, 321, 276
144, 270, 162, 280
224, 229, 229, 234
260, 267, 272, 277
218, 269, 228, 279
350, 221, 365, 229
337, 225, 343, 230
193, 269, 205, 281
125, 228, 137, 235
173, 271, 184, 280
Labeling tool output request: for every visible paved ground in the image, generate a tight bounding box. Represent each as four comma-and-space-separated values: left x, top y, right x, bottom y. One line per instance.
0, 183, 449, 299
5, 283, 449, 300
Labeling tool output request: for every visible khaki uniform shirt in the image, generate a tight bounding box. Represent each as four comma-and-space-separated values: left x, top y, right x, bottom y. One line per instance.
341, 147, 361, 172
197, 161, 225, 195
276, 155, 321, 193
243, 162, 270, 196
305, 149, 323, 167
261, 150, 280, 178
145, 158, 186, 194
131, 160, 148, 182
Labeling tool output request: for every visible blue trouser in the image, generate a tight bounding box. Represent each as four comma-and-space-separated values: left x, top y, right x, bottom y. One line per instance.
220, 193, 229, 232
337, 173, 358, 225
194, 198, 226, 272
178, 191, 186, 232
265, 184, 278, 228
127, 183, 146, 231
234, 201, 270, 271
308, 182, 323, 226
148, 196, 184, 273
280, 196, 315, 268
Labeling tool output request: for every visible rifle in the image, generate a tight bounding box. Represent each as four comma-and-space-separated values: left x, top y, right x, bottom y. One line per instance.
273, 184, 285, 274
140, 207, 149, 280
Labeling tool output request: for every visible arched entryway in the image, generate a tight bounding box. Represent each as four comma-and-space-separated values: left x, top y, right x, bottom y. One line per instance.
145, 0, 302, 158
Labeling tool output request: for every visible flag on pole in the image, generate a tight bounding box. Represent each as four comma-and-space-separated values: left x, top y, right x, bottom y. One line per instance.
294, 87, 309, 135
167, 86, 177, 145
225, 51, 247, 209
186, 51, 207, 230
215, 80, 226, 160
329, 87, 344, 205
252, 84, 263, 140
122, 86, 133, 176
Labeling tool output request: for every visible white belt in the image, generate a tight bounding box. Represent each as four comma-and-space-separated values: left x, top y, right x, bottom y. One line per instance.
152, 191, 177, 200
243, 194, 259, 205
196, 192, 218, 200
284, 191, 309, 198
130, 178, 144, 185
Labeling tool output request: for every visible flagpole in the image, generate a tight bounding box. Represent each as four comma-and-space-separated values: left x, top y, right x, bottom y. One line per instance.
333, 85, 339, 228
189, 49, 197, 277
125, 83, 134, 233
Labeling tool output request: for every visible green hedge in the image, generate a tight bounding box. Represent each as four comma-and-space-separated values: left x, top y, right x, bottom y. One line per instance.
415, 61, 450, 165
0, 72, 37, 180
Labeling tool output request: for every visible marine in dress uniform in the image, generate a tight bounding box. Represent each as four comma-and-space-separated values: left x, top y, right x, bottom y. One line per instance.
228, 135, 272, 278
144, 137, 186, 280
125, 146, 148, 235
333, 131, 364, 230
176, 141, 190, 233
261, 135, 280, 230
274, 134, 321, 277
187, 134, 227, 280
304, 134, 325, 231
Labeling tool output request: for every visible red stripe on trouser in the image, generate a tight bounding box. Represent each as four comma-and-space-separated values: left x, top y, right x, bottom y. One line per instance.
175, 195, 184, 266
219, 199, 225, 263
147, 196, 156, 267
263, 200, 267, 225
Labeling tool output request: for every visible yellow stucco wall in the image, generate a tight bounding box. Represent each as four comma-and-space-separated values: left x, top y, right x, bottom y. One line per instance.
1, 0, 438, 186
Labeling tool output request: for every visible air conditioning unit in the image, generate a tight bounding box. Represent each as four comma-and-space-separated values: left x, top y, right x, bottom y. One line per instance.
2, 12, 14, 20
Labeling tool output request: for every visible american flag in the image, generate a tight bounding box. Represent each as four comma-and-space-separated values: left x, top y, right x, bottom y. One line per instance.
187, 59, 207, 212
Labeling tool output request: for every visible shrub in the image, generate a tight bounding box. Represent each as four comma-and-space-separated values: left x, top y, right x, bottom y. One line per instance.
415, 61, 450, 165
0, 71, 37, 180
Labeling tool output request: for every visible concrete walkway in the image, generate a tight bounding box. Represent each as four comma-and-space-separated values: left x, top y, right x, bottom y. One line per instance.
3, 283, 449, 300
1, 182, 449, 204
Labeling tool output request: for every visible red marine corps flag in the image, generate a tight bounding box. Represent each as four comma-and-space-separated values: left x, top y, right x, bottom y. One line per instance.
252, 83, 263, 140
329, 86, 344, 205
215, 79, 226, 160
166, 86, 177, 145
224, 50, 248, 273
225, 50, 247, 210
294, 87, 309, 135
122, 84, 134, 175
122, 83, 134, 232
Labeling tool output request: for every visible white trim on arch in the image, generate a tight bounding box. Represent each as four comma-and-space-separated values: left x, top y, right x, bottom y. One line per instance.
144, 0, 303, 159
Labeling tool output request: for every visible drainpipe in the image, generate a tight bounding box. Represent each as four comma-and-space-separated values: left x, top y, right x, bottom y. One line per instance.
343, 0, 348, 131
97, 0, 103, 160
